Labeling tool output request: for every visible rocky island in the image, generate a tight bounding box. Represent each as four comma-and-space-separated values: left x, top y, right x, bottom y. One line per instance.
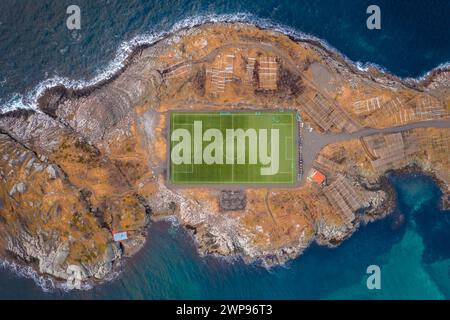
0, 23, 449, 287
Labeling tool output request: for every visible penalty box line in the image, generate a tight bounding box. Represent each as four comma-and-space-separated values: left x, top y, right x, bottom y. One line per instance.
272, 114, 295, 176
171, 112, 296, 183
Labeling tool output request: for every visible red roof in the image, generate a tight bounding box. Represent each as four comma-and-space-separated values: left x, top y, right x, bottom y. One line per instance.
310, 170, 325, 184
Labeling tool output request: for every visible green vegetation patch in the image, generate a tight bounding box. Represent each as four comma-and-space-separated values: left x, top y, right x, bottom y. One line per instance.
169, 111, 297, 185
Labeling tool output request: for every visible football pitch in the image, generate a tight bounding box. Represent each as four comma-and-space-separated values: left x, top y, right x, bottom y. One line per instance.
169, 111, 297, 185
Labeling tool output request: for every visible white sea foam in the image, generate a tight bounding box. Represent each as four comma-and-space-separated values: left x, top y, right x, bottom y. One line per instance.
0, 259, 102, 292
0, 13, 250, 114
0, 259, 58, 292
162, 215, 181, 227
405, 61, 450, 84
1, 12, 449, 114
355, 61, 389, 74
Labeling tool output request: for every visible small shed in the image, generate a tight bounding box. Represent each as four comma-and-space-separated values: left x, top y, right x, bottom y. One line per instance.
113, 231, 128, 242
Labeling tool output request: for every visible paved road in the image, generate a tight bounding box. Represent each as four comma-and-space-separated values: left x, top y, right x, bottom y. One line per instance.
299, 119, 450, 185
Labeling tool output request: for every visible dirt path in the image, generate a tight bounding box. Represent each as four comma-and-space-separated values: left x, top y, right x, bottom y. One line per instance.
300, 119, 450, 184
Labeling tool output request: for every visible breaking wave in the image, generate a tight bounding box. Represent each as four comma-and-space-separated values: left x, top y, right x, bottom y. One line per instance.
0, 259, 96, 292
0, 258, 125, 292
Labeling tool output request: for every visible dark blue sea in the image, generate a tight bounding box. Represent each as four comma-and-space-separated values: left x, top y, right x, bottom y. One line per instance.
0, 0, 450, 299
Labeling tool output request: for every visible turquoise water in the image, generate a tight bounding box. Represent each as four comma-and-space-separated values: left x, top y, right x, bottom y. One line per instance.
1, 173, 449, 299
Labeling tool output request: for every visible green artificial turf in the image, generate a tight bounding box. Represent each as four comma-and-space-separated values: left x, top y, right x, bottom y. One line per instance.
169, 111, 297, 185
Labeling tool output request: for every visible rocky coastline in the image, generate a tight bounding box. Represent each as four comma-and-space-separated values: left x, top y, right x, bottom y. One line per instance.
0, 22, 449, 289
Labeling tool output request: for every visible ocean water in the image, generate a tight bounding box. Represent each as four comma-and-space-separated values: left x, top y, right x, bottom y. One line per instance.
0, 173, 449, 299
0, 0, 450, 299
